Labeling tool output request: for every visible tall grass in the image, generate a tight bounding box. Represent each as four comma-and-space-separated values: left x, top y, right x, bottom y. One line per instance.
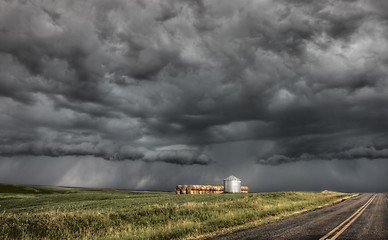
0, 184, 356, 239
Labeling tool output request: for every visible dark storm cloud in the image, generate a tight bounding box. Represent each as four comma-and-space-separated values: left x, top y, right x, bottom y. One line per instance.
0, 142, 212, 165
1, 0, 388, 187
258, 147, 388, 166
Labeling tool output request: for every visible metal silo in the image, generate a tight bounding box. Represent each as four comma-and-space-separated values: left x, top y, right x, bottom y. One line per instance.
224, 175, 241, 193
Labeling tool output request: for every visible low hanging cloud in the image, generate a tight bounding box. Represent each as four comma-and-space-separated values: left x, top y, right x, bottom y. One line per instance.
257, 146, 388, 166
0, 142, 213, 166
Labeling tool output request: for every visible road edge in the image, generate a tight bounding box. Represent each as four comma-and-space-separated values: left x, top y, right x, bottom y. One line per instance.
192, 193, 361, 240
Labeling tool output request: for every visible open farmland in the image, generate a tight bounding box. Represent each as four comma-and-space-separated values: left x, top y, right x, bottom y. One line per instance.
0, 183, 357, 239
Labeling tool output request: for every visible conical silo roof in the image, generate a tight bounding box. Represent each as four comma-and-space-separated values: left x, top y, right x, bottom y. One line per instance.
224, 175, 241, 181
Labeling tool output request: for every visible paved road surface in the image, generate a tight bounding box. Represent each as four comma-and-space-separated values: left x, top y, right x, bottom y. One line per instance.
208, 193, 388, 240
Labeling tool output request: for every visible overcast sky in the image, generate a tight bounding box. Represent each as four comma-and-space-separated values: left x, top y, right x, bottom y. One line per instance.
1, 0, 388, 192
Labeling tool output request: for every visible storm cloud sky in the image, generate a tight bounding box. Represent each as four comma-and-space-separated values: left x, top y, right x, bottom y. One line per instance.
1, 0, 388, 192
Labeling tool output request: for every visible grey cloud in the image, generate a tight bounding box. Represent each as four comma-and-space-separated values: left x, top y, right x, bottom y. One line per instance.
0, 142, 212, 166
258, 146, 388, 166
142, 149, 213, 165
257, 155, 297, 166
1, 0, 388, 191
1, 0, 387, 149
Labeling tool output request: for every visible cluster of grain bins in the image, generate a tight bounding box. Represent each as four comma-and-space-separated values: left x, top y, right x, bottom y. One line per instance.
176, 176, 248, 194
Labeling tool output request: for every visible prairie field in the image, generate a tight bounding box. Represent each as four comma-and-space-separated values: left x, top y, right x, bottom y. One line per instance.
0, 183, 356, 239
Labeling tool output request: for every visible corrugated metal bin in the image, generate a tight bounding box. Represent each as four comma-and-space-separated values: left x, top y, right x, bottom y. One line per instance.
224, 175, 241, 193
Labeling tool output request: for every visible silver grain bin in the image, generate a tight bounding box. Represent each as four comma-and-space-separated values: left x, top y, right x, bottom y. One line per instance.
224, 175, 241, 193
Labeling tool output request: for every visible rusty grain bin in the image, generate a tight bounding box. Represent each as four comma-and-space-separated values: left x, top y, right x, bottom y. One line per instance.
224, 175, 241, 193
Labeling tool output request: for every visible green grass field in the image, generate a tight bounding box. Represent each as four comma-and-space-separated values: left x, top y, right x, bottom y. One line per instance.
0, 183, 356, 239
